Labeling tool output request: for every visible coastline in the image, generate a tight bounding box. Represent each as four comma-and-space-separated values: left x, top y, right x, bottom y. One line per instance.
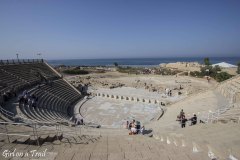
47, 57, 240, 67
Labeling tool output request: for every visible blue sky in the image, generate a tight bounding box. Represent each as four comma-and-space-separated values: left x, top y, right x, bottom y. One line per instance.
0, 0, 240, 59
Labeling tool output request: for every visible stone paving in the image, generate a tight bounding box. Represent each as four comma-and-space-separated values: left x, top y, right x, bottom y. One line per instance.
81, 96, 162, 128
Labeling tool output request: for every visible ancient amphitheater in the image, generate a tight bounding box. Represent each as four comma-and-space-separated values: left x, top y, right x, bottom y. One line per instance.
0, 59, 239, 160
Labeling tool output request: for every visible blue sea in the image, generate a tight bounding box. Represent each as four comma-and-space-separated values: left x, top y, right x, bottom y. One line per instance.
47, 57, 240, 67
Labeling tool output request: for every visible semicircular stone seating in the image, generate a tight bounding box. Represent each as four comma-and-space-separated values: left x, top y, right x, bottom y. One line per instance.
0, 61, 82, 123
23, 79, 82, 122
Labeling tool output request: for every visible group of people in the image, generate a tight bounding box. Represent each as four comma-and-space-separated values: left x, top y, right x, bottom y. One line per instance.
73, 116, 84, 125
18, 90, 38, 108
126, 119, 145, 135
177, 109, 197, 128
0, 87, 17, 106
165, 88, 172, 96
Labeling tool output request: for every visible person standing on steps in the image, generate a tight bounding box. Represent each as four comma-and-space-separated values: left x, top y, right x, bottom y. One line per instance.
180, 109, 184, 118
181, 115, 188, 128
140, 126, 145, 135
177, 109, 185, 120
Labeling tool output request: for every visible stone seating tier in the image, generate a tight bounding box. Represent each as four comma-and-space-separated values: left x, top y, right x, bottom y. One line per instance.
0, 62, 82, 123
217, 75, 240, 103
0, 62, 60, 93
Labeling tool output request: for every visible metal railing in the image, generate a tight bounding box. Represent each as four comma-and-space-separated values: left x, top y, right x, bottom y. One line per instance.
0, 120, 83, 145
0, 59, 44, 65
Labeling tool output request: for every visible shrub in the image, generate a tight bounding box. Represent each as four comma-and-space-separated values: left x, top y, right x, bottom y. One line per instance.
63, 69, 89, 75
190, 71, 204, 77
191, 65, 232, 81
215, 72, 233, 82
200, 65, 222, 77
117, 66, 140, 74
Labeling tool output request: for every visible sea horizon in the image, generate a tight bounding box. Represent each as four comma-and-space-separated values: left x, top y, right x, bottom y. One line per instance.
46, 57, 240, 67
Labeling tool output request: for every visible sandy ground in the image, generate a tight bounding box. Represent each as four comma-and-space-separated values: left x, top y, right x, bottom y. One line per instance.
66, 71, 217, 96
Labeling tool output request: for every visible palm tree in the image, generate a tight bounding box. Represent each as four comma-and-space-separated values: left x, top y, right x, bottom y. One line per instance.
203, 57, 210, 66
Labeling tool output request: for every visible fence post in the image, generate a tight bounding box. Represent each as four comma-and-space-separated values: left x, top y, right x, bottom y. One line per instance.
75, 125, 78, 136
4, 123, 10, 143
79, 125, 81, 135
61, 123, 63, 135
33, 123, 39, 146
56, 124, 59, 141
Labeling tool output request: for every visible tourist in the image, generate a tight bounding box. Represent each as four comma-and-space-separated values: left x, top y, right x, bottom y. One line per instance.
28, 98, 32, 107
189, 114, 197, 125
3, 92, 7, 102
79, 118, 84, 125
181, 116, 188, 128
75, 117, 84, 125
140, 126, 145, 135
22, 90, 27, 96
179, 85, 182, 90
75, 118, 80, 125
31, 97, 37, 108
128, 122, 132, 130
165, 88, 170, 95
207, 76, 210, 83
130, 119, 137, 134
180, 109, 184, 119
126, 121, 129, 129
132, 119, 136, 125
24, 94, 28, 105
130, 124, 137, 134
18, 95, 24, 105
0, 93, 3, 105
177, 109, 185, 120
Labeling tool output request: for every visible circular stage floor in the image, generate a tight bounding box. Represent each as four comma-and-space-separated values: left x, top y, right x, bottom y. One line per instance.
80, 96, 162, 128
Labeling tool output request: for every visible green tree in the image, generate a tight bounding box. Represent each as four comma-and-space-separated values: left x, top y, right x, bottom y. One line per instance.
203, 57, 211, 66
237, 62, 240, 74
200, 65, 221, 77
215, 72, 233, 82
113, 62, 118, 67
200, 65, 212, 76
